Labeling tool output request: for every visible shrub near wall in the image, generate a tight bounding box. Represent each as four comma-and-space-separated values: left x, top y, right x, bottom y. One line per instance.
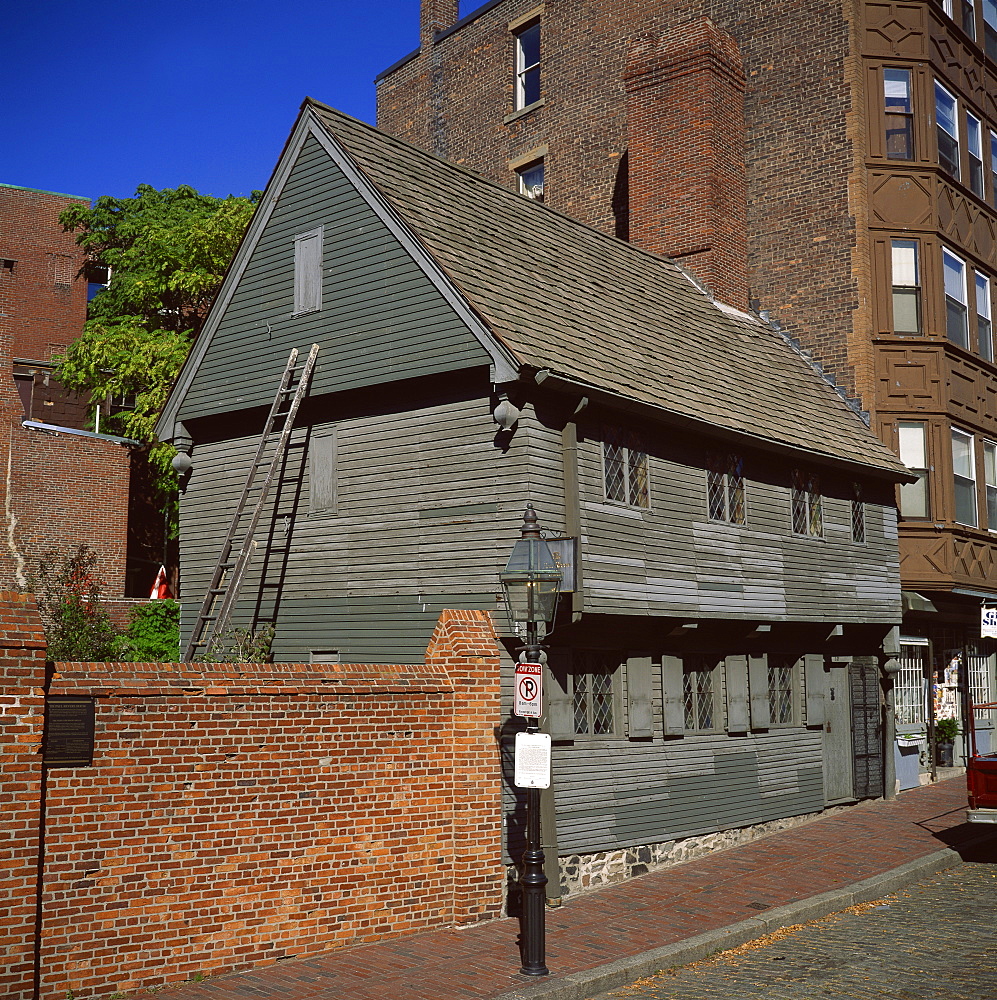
20, 608, 503, 1000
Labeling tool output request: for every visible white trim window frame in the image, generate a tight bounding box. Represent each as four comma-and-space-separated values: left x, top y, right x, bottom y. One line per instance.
935, 81, 961, 180
952, 426, 978, 527
984, 439, 997, 529
897, 638, 929, 726
977, 271, 993, 362
891, 238, 922, 333
898, 421, 931, 518
884, 68, 915, 160
516, 159, 545, 201
943, 247, 970, 348
991, 131, 997, 209
985, 0, 997, 59
514, 20, 541, 110
967, 112, 985, 197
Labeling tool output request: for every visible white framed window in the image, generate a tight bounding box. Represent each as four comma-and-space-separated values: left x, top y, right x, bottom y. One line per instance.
892, 239, 921, 333
884, 68, 914, 160
897, 638, 929, 725
514, 20, 541, 110
516, 160, 545, 201
943, 247, 970, 348
851, 483, 866, 543
293, 227, 323, 316
976, 272, 993, 361
603, 429, 649, 508
952, 426, 978, 526
683, 657, 722, 732
985, 440, 997, 529
898, 421, 931, 518
571, 651, 620, 737
706, 452, 746, 524
791, 469, 823, 537
967, 112, 985, 197
985, 0, 997, 59
962, 0, 978, 38
991, 131, 997, 208
968, 649, 994, 720
935, 81, 960, 179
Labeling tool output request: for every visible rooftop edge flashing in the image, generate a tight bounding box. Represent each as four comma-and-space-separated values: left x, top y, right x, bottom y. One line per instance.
22, 420, 140, 447
0, 182, 90, 202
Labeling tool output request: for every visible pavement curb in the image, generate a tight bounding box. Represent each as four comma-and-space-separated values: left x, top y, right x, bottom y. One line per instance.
493, 843, 982, 1000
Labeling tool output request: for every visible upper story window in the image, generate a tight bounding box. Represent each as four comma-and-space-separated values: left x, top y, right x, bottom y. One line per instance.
967, 112, 985, 197
791, 469, 823, 538
990, 131, 997, 207
514, 20, 541, 110
985, 440, 997, 529
517, 160, 545, 201
943, 247, 970, 348
985, 0, 997, 58
293, 227, 323, 316
603, 429, 649, 508
944, 0, 978, 37
707, 452, 746, 524
898, 421, 930, 518
892, 239, 922, 334
952, 426, 978, 527
851, 484, 866, 543
935, 81, 960, 179
884, 68, 914, 160
976, 272, 993, 362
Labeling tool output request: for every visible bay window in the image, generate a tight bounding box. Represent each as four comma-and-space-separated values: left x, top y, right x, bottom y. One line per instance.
944, 247, 969, 348
952, 427, 978, 527
898, 421, 930, 518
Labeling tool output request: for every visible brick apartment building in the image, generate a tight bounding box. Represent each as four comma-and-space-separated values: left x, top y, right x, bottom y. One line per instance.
376, 0, 997, 732
0, 183, 149, 600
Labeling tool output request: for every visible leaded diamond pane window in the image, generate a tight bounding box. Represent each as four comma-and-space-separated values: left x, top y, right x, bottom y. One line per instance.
791, 469, 823, 537
707, 453, 746, 524
851, 484, 866, 543
603, 429, 649, 508
768, 660, 795, 725
683, 659, 718, 732
572, 653, 618, 736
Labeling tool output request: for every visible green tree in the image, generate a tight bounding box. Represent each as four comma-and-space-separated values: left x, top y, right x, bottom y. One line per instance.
56, 185, 258, 512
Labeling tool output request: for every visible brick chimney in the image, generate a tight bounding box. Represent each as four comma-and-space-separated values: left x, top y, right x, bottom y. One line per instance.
421, 0, 459, 50
623, 20, 749, 309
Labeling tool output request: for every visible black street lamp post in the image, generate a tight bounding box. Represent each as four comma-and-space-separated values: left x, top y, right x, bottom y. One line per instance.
500, 505, 562, 977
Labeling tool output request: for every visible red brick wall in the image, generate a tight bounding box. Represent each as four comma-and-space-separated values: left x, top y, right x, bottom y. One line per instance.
0, 593, 47, 1000
0, 185, 134, 597
0, 185, 89, 366
376, 0, 860, 394
0, 599, 504, 1000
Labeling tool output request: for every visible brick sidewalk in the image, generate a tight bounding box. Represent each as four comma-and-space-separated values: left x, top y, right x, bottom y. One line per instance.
165, 777, 985, 1000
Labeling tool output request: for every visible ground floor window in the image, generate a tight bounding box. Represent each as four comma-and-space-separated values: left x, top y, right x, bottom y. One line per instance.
683, 658, 720, 732
572, 652, 619, 736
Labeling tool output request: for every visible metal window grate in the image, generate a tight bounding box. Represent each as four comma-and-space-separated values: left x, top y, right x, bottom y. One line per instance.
969, 651, 994, 720
897, 641, 928, 725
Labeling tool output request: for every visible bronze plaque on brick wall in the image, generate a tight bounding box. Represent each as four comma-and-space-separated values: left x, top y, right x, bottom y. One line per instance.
45, 697, 95, 767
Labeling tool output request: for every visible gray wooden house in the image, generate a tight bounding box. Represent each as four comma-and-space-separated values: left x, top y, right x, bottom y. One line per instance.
157, 99, 912, 878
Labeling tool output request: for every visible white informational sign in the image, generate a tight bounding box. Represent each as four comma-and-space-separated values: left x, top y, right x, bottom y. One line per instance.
514, 731, 551, 789
983, 606, 997, 639
514, 660, 543, 718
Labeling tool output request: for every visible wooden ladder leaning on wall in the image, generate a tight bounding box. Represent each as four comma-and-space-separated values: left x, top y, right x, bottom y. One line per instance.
182, 343, 320, 661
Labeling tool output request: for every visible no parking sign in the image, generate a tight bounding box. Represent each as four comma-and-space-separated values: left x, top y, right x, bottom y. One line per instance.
515, 661, 543, 718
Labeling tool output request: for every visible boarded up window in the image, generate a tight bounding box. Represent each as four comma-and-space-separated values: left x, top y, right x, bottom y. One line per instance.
48, 253, 73, 286
293, 227, 323, 315
309, 430, 336, 515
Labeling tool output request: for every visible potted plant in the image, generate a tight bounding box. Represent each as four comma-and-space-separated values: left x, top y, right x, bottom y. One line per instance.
934, 718, 960, 767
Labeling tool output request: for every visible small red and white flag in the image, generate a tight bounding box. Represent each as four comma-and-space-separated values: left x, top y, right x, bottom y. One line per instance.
149, 565, 172, 600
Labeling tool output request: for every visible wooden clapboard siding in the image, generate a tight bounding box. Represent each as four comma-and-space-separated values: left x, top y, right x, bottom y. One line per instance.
573, 425, 901, 623
177, 135, 491, 423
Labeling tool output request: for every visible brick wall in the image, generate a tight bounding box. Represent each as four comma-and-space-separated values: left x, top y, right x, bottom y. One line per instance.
376, 0, 861, 395
0, 597, 504, 1000
0, 185, 135, 597
0, 593, 48, 1000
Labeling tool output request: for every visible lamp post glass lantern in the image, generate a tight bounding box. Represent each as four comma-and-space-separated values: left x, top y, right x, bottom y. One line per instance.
500, 505, 562, 978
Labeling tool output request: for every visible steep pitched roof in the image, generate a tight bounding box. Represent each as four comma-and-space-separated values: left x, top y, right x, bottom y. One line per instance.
304, 100, 906, 478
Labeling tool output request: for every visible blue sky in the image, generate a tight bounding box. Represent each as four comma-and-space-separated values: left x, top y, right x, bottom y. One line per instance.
3, 0, 433, 203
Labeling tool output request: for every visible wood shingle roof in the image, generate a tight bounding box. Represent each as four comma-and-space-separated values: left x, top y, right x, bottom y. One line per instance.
308, 99, 908, 478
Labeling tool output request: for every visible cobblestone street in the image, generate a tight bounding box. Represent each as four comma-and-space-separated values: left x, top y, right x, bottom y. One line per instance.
588, 844, 997, 1000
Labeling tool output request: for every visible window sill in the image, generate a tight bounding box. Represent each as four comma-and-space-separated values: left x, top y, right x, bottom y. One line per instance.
504, 98, 545, 124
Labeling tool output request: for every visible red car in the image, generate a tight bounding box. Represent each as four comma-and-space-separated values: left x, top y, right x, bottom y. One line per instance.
967, 701, 997, 824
